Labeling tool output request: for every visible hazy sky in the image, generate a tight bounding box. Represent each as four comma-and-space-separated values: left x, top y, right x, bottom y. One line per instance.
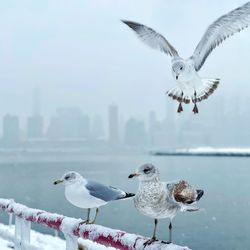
1, 0, 250, 121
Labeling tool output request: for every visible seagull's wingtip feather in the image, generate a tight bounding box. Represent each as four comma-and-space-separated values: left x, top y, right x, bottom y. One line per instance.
121, 20, 140, 29
121, 20, 130, 24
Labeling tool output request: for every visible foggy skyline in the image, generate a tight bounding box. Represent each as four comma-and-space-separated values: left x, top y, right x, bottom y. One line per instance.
1, 94, 250, 150
1, 0, 250, 120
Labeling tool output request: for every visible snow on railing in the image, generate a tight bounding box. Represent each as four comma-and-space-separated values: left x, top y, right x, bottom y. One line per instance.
0, 199, 190, 250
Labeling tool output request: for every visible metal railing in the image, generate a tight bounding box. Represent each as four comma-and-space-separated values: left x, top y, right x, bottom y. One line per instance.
0, 199, 190, 250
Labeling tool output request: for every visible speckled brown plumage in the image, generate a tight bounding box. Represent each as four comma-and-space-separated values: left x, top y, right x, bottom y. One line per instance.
173, 180, 197, 204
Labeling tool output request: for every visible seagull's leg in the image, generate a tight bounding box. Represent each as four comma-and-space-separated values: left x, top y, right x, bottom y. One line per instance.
152, 218, 157, 239
89, 208, 99, 224
80, 208, 91, 225
161, 221, 172, 244
86, 208, 91, 223
143, 219, 158, 246
168, 221, 172, 243
192, 91, 199, 114
177, 92, 184, 113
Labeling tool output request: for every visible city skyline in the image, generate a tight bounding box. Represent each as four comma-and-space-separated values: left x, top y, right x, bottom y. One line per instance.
1, 91, 250, 149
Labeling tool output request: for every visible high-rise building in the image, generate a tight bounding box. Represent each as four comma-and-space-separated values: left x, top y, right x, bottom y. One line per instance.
47, 107, 90, 140
92, 115, 104, 139
148, 111, 157, 130
147, 111, 168, 147
27, 116, 43, 139
78, 114, 91, 139
108, 104, 119, 145
2, 114, 20, 146
124, 118, 147, 146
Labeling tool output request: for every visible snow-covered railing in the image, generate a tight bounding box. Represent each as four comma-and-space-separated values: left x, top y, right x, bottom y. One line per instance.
0, 199, 190, 250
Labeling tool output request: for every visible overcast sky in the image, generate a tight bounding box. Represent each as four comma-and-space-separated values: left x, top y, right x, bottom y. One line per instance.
0, 0, 250, 121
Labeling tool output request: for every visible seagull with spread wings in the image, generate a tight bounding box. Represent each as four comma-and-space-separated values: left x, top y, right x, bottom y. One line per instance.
122, 1, 250, 113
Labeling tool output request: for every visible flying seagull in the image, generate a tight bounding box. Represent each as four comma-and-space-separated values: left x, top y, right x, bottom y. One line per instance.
129, 164, 204, 245
54, 171, 135, 224
122, 1, 250, 113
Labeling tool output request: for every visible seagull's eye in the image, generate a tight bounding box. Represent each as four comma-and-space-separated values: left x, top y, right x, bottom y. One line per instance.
65, 175, 70, 180
143, 168, 151, 174
180, 67, 183, 70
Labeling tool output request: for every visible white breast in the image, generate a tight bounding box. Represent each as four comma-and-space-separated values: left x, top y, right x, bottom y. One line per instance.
65, 181, 107, 209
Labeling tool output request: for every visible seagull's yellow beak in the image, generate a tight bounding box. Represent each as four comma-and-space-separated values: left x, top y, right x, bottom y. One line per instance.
128, 173, 140, 179
54, 179, 64, 185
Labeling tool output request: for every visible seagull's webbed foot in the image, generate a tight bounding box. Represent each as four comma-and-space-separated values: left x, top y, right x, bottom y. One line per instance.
79, 208, 92, 225
87, 208, 99, 224
192, 91, 199, 114
85, 219, 95, 224
177, 102, 183, 113
79, 220, 89, 225
161, 240, 171, 244
143, 237, 157, 246
177, 92, 184, 113
192, 103, 199, 114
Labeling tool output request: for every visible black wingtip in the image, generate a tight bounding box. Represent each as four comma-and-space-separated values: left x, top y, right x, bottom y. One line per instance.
125, 192, 135, 198
196, 189, 204, 201
121, 19, 130, 24
121, 20, 141, 30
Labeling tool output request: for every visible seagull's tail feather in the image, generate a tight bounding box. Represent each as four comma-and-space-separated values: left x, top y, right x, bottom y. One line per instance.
117, 192, 135, 200
166, 86, 191, 104
193, 78, 220, 103
124, 192, 135, 198
180, 205, 200, 212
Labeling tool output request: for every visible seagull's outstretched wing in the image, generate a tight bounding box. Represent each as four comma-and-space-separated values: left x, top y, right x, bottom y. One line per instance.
191, 2, 250, 71
86, 180, 134, 202
122, 20, 179, 58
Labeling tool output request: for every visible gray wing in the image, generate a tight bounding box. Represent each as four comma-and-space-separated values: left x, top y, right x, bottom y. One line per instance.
191, 2, 250, 71
122, 20, 179, 58
85, 180, 127, 202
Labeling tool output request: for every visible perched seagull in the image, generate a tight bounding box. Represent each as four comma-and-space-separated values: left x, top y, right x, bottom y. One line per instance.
54, 171, 135, 224
122, 1, 250, 113
129, 164, 204, 245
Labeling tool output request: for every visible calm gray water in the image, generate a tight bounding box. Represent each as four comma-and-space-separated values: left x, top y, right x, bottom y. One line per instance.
0, 154, 249, 250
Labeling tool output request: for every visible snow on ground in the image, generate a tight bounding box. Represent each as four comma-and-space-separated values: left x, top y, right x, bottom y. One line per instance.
0, 223, 114, 250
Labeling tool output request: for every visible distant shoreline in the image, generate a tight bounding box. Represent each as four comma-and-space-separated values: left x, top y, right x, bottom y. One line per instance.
0, 147, 249, 164
151, 151, 250, 157
151, 147, 250, 157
